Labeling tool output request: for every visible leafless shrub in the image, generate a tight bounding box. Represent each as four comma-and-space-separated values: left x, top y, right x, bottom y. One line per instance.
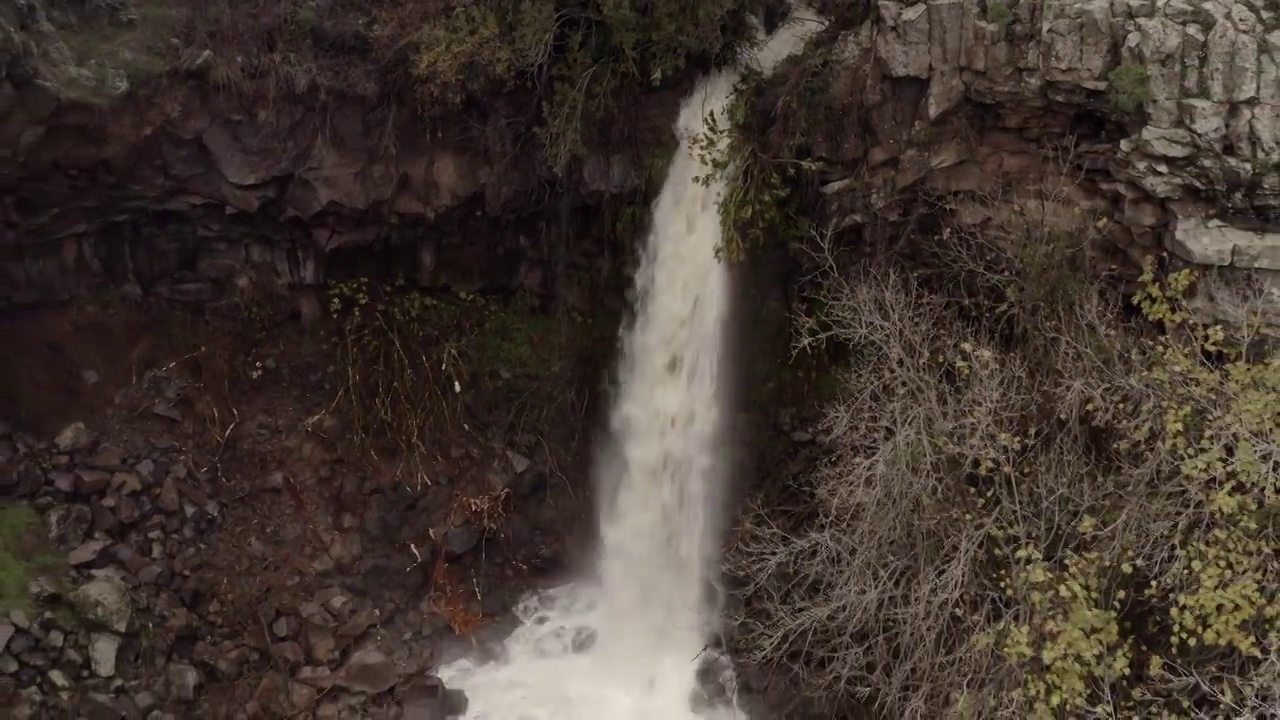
727, 175, 1279, 717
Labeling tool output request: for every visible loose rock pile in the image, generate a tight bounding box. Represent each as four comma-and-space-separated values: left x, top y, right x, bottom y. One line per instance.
1, 416, 477, 719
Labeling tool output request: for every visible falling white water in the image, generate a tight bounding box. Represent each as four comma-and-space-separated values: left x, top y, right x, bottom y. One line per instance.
436, 10, 823, 719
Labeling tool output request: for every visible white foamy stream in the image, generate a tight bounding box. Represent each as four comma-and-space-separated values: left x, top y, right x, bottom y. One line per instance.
436, 11, 822, 719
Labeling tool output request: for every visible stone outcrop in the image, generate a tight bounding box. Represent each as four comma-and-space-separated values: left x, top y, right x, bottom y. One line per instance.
2, 0, 1278, 327
0, 0, 676, 306
813, 0, 1279, 330
0, 69, 665, 303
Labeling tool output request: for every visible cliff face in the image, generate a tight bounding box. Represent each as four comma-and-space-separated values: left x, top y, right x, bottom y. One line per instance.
801, 0, 1278, 329
3, 0, 1279, 326
0, 0, 713, 305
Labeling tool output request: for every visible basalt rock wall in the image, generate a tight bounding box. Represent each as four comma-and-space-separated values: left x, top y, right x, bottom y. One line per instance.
3, 0, 1279, 328
805, 0, 1279, 330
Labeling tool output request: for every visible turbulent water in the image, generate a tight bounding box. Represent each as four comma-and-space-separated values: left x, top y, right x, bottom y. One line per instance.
436, 11, 822, 719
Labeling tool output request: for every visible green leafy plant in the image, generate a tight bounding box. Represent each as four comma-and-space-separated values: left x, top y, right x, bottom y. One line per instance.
1107, 61, 1152, 113
690, 66, 816, 260
986, 1, 1014, 29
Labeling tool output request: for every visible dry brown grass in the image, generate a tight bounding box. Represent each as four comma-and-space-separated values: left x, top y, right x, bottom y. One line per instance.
319, 279, 469, 484
319, 278, 598, 494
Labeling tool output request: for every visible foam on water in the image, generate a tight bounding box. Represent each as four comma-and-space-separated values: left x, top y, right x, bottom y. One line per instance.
436, 10, 823, 719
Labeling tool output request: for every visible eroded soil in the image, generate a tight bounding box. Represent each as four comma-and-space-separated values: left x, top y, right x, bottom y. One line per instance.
0, 294, 607, 718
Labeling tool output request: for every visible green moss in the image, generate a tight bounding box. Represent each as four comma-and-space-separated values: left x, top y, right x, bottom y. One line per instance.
469, 298, 564, 379
985, 1, 1013, 29
1107, 61, 1151, 113
0, 502, 60, 615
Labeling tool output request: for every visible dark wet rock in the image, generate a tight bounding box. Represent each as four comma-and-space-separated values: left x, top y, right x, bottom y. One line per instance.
7, 632, 34, 658
513, 470, 548, 499
48, 471, 76, 494
192, 640, 250, 682
304, 622, 338, 665
54, 423, 94, 453
483, 469, 515, 495
0, 621, 13, 652
336, 607, 378, 644
42, 628, 64, 650
789, 430, 814, 443
334, 648, 397, 695
396, 676, 469, 719
133, 690, 157, 713
11, 461, 44, 495
270, 615, 299, 639
110, 472, 143, 495
327, 533, 363, 569
150, 403, 183, 423
46, 668, 72, 689
113, 495, 143, 524
294, 665, 334, 688
26, 576, 58, 602
90, 504, 119, 534
251, 670, 315, 717
68, 537, 110, 566
46, 505, 93, 548
133, 459, 155, 480
156, 478, 181, 514
505, 450, 532, 475
62, 646, 85, 668
318, 590, 350, 619
110, 545, 147, 575
76, 469, 112, 495
20, 649, 51, 671
87, 632, 120, 678
269, 641, 305, 668
88, 446, 125, 469
165, 662, 200, 701
442, 525, 481, 559
79, 692, 138, 720
134, 563, 167, 586
70, 577, 132, 633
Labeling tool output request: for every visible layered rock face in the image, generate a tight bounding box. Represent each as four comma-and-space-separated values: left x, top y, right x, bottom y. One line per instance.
3, 0, 1279, 325
817, 0, 1279, 329
0, 74, 656, 305
0, 1, 669, 306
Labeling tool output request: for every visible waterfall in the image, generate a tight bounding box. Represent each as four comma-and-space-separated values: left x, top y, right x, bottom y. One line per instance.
436, 9, 822, 718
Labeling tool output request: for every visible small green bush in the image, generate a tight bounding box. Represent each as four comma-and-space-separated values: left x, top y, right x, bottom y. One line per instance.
690, 73, 799, 261
986, 1, 1013, 29
1107, 61, 1151, 113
